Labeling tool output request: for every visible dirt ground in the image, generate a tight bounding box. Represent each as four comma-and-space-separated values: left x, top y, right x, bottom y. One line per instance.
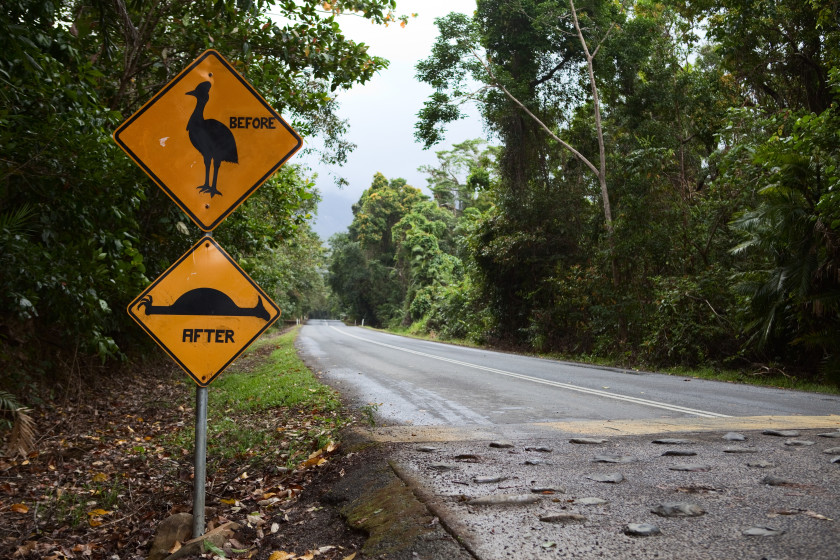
0, 350, 412, 560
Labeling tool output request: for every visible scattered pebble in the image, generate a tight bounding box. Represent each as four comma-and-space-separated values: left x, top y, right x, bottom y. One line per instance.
576, 497, 608, 505
742, 526, 785, 537
586, 472, 624, 483
592, 454, 635, 464
429, 463, 458, 471
822, 447, 840, 454
468, 494, 540, 506
525, 446, 553, 453
651, 502, 706, 517
784, 440, 815, 446
762, 475, 793, 486
669, 463, 711, 472
763, 430, 800, 437
489, 441, 514, 449
624, 523, 661, 537
473, 476, 506, 484
662, 450, 697, 456
454, 453, 481, 461
531, 486, 565, 494
817, 432, 840, 438
747, 460, 775, 468
723, 447, 758, 453
723, 432, 746, 441
539, 512, 586, 523
524, 459, 548, 466
570, 438, 608, 445
652, 438, 693, 445
416, 446, 439, 453
830, 456, 840, 464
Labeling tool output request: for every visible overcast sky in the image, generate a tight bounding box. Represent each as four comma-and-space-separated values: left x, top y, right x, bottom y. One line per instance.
297, 0, 485, 241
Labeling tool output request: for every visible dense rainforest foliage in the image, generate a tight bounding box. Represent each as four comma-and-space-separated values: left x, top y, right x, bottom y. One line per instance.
328, 0, 840, 384
0, 0, 408, 402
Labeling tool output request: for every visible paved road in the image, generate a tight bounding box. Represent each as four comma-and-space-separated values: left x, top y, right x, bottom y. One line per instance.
296, 320, 840, 559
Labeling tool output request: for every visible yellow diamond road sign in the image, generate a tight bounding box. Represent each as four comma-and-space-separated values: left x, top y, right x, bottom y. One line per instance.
128, 237, 280, 386
114, 49, 302, 231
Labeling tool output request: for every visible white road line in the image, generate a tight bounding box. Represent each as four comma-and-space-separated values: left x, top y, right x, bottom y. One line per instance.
329, 326, 731, 419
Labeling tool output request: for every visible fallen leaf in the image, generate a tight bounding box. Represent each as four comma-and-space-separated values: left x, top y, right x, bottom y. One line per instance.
11, 503, 28, 514
804, 511, 833, 521
92, 473, 108, 482
342, 554, 357, 560
87, 509, 112, 516
267, 552, 295, 560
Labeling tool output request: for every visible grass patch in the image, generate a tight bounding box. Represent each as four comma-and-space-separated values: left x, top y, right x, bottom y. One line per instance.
660, 365, 840, 394
160, 326, 349, 470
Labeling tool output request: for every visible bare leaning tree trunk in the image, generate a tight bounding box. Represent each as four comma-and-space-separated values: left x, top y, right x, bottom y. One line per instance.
476, 0, 625, 338
569, 0, 613, 233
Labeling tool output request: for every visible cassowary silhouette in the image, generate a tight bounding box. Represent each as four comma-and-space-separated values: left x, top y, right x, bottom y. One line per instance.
186, 81, 238, 198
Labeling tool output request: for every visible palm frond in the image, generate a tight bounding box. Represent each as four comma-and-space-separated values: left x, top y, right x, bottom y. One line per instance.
0, 391, 37, 458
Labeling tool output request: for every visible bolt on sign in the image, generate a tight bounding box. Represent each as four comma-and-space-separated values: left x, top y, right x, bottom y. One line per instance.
127, 237, 280, 387
113, 49, 302, 231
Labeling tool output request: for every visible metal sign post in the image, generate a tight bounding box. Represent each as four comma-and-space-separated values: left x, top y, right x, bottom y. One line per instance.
193, 384, 208, 537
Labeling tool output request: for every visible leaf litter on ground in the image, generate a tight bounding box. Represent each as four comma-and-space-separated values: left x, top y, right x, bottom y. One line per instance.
0, 327, 363, 560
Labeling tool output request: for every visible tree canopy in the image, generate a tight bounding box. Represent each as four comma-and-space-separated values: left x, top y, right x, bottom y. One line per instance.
0, 0, 406, 391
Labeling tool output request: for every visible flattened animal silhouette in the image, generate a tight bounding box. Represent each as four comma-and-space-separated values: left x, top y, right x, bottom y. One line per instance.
136, 288, 270, 321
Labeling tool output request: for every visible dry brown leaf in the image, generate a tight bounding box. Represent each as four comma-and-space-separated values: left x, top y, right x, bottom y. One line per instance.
342, 553, 357, 560
11, 503, 28, 514
267, 552, 295, 560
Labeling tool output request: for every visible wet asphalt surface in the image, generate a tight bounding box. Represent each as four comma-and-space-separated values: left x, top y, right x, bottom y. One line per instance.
389, 429, 840, 560
297, 321, 840, 559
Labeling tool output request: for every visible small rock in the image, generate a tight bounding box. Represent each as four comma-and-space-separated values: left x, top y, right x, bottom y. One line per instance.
539, 512, 586, 523
763, 430, 800, 437
417, 446, 439, 453
570, 437, 608, 445
147, 513, 193, 560
454, 453, 482, 461
723, 447, 758, 453
489, 441, 514, 449
651, 502, 705, 517
524, 459, 548, 466
822, 447, 840, 454
817, 431, 840, 438
624, 523, 661, 537
723, 432, 746, 441
662, 450, 697, 456
830, 456, 840, 464
531, 486, 565, 494
762, 475, 793, 486
669, 463, 711, 472
742, 526, 785, 537
675, 484, 719, 494
784, 440, 815, 446
525, 446, 553, 453
473, 476, 506, 484
652, 438, 693, 445
429, 463, 458, 471
576, 497, 608, 505
468, 494, 541, 506
586, 472, 624, 483
747, 460, 775, 468
593, 454, 635, 464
